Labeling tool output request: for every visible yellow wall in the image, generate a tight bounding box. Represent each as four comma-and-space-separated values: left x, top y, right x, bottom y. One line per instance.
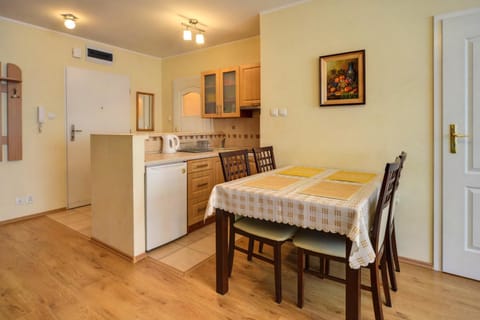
260, 0, 480, 263
0, 18, 162, 221
161, 37, 260, 131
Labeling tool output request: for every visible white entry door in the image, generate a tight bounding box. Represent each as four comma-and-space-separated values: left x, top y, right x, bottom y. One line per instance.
66, 67, 130, 208
442, 11, 480, 280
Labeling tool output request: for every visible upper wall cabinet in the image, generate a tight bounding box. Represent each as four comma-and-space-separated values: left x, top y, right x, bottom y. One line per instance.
201, 67, 240, 118
239, 64, 260, 107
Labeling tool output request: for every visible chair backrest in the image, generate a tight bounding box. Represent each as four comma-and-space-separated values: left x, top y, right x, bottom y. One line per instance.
395, 151, 407, 191
219, 149, 251, 182
388, 151, 407, 231
370, 159, 401, 253
252, 146, 276, 173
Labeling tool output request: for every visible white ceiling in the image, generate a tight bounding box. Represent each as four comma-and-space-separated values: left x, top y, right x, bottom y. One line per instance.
0, 0, 306, 58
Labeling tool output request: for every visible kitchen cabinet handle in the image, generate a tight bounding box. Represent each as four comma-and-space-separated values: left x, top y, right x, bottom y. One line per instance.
197, 182, 208, 188
195, 164, 209, 169
197, 206, 207, 212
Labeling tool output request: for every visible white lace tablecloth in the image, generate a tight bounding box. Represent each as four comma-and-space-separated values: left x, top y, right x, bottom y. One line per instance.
205, 166, 381, 269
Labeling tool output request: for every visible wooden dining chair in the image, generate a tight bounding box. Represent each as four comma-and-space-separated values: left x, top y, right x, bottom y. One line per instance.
386, 151, 407, 292
219, 149, 297, 303
252, 146, 276, 173
293, 159, 401, 319
252, 146, 277, 253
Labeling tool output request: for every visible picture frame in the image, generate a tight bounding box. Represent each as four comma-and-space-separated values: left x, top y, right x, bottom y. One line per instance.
319, 49, 365, 106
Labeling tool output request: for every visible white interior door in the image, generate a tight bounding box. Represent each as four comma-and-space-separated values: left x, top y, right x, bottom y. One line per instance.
442, 11, 480, 280
173, 76, 212, 132
66, 67, 130, 208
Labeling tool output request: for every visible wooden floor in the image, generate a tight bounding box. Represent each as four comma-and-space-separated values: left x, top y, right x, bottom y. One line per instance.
1, 217, 479, 320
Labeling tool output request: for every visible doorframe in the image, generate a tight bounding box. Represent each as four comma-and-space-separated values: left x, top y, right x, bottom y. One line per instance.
433, 7, 480, 272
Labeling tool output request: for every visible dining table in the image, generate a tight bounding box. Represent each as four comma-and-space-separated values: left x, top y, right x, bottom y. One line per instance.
205, 165, 382, 320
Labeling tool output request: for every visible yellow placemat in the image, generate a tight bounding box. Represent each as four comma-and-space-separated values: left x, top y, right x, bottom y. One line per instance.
299, 181, 362, 200
326, 171, 377, 184
278, 166, 325, 178
242, 176, 301, 191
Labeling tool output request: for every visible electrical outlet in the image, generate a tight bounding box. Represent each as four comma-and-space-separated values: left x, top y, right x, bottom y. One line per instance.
26, 195, 33, 204
15, 197, 23, 205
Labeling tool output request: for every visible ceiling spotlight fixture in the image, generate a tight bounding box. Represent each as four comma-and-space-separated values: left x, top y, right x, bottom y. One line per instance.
181, 18, 206, 45
183, 27, 192, 41
195, 32, 205, 45
62, 13, 77, 30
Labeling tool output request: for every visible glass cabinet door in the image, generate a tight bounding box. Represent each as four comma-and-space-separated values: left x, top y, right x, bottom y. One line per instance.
203, 72, 217, 116
221, 68, 240, 117
201, 67, 239, 118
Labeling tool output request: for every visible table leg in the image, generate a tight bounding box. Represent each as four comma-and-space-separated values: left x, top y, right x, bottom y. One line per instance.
345, 240, 361, 320
215, 208, 229, 294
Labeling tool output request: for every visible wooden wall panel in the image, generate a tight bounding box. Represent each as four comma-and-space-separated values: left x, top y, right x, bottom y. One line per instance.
1, 63, 23, 161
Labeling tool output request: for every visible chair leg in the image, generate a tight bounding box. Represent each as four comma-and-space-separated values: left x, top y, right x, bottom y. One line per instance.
369, 262, 384, 320
386, 240, 398, 292
297, 248, 305, 308
392, 223, 401, 272
273, 243, 282, 303
318, 257, 325, 278
325, 258, 330, 276
380, 253, 392, 307
386, 228, 398, 292
259, 241, 264, 253
247, 237, 254, 261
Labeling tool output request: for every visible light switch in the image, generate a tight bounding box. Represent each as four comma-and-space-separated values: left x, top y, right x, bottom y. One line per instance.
279, 108, 288, 117
270, 108, 279, 117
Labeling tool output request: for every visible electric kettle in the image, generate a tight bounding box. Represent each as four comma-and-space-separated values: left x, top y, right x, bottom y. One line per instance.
161, 134, 180, 153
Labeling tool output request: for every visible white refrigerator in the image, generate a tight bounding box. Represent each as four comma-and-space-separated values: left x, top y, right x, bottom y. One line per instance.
145, 162, 187, 251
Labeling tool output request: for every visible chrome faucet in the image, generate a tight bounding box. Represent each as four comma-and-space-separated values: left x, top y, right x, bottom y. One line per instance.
221, 138, 226, 148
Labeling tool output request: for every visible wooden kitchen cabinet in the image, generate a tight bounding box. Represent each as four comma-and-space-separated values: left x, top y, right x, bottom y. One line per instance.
187, 158, 216, 231
239, 64, 260, 107
201, 67, 240, 118
249, 155, 257, 174
187, 155, 256, 231
214, 157, 224, 185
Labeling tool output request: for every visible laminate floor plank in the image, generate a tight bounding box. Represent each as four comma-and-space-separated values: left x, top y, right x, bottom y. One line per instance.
1, 217, 480, 319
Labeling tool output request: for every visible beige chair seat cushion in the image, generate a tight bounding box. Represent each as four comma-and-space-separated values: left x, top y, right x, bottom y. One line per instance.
234, 218, 297, 241
293, 229, 345, 258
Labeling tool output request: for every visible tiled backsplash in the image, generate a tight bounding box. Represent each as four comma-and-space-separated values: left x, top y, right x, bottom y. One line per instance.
212, 113, 260, 148
145, 111, 260, 153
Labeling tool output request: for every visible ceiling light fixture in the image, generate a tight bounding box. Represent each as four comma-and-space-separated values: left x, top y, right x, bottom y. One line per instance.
181, 18, 205, 45
183, 27, 192, 41
62, 13, 77, 30
195, 32, 205, 45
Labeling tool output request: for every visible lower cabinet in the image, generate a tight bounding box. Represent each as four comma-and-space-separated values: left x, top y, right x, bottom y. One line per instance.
187, 154, 256, 232
249, 156, 257, 174
214, 157, 224, 185
187, 157, 217, 231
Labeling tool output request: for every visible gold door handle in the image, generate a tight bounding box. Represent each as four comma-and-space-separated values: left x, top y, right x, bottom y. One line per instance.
450, 124, 469, 153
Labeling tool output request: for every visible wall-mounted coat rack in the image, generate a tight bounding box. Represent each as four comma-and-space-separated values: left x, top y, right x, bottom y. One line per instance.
0, 62, 22, 161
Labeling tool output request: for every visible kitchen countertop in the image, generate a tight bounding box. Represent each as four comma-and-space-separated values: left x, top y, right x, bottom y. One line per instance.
145, 148, 242, 166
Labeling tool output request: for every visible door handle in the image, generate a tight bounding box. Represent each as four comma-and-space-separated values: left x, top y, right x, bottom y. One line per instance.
449, 124, 469, 153
70, 124, 83, 142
